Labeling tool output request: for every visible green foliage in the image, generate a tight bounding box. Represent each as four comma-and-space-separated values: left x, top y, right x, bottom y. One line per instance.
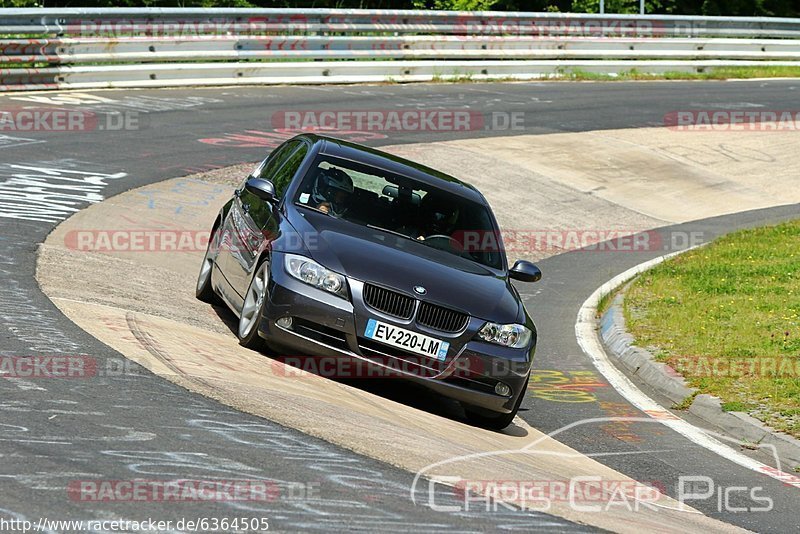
0, 0, 41, 6
0, 0, 257, 5
570, 0, 677, 14
698, 0, 799, 16
413, 0, 500, 9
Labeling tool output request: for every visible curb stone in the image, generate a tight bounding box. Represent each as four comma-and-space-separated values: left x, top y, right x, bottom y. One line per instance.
600, 291, 800, 471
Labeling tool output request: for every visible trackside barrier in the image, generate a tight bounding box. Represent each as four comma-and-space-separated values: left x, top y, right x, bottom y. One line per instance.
1, 8, 799, 90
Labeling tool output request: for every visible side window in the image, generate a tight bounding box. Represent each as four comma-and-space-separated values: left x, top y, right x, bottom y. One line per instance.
271, 143, 309, 199
252, 141, 298, 182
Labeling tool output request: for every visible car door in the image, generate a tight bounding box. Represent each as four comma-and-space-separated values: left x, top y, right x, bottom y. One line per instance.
226, 140, 310, 300
216, 140, 298, 302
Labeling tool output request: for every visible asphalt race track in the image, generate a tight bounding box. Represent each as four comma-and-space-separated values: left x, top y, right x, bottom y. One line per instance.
1, 81, 799, 533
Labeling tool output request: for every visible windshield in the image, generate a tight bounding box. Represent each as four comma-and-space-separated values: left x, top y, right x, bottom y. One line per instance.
293, 155, 504, 270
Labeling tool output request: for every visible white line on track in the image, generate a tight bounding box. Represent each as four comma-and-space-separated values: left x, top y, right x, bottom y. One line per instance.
575, 248, 800, 490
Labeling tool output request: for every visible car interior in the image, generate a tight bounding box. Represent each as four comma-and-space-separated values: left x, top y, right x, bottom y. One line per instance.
293, 157, 503, 269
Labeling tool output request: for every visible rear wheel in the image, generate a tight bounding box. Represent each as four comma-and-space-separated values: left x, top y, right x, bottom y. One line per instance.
196, 223, 221, 304
464, 376, 529, 431
238, 259, 269, 350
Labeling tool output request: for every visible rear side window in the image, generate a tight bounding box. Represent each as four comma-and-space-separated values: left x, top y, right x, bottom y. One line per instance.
271, 143, 309, 199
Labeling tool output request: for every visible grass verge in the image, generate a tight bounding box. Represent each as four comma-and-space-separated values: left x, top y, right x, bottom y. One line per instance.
624, 220, 800, 438
555, 66, 800, 81
386, 66, 800, 82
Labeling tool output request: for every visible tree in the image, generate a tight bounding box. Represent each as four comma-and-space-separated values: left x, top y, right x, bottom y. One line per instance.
570, 0, 678, 14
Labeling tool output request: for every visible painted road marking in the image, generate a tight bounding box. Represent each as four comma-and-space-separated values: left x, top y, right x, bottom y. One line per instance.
528, 369, 607, 403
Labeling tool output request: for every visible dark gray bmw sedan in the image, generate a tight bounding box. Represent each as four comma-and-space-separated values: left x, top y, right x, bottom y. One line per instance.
196, 134, 541, 429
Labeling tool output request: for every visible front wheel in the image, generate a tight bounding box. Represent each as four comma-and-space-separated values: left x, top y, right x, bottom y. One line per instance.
238, 259, 269, 350
463, 376, 529, 431
196, 223, 221, 304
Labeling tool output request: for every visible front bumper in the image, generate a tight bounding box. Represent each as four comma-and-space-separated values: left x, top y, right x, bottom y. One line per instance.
259, 257, 532, 414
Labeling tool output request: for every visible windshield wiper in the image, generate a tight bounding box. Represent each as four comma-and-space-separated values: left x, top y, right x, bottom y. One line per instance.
367, 224, 416, 242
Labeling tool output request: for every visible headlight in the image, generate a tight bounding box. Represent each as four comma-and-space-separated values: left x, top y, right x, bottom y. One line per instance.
284, 254, 348, 299
477, 322, 531, 348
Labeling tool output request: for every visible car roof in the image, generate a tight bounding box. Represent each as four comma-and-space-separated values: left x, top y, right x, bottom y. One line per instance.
298, 134, 486, 204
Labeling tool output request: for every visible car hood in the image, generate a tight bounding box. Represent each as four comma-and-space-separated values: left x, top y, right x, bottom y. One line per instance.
286, 208, 522, 322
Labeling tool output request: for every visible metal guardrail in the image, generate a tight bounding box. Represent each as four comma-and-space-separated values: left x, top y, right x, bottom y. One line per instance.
4, 37, 800, 64
1, 8, 799, 91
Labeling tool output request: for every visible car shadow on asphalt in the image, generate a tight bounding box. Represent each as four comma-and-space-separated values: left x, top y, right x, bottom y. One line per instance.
209, 303, 529, 437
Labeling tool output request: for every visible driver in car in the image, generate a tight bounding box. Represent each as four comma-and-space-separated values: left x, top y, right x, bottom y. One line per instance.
311, 167, 354, 217
417, 194, 460, 242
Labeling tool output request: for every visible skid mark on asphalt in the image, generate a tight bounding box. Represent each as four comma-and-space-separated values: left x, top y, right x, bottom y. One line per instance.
598, 401, 648, 444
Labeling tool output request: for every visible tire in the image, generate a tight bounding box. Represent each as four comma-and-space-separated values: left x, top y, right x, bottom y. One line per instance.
196, 223, 221, 304
237, 259, 269, 350
464, 376, 529, 431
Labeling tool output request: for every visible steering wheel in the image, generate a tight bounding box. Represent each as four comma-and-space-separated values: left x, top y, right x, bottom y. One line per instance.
422, 234, 461, 252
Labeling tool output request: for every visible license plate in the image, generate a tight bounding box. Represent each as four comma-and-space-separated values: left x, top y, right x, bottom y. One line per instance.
364, 319, 450, 361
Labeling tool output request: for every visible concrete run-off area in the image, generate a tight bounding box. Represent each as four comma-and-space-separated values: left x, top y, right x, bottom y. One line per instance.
37, 125, 800, 532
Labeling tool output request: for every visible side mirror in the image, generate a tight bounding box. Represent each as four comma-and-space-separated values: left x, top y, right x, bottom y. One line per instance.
509, 260, 542, 283
244, 177, 277, 203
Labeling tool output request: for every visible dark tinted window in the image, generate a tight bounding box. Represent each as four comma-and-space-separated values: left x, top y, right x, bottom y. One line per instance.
293, 155, 502, 269
272, 143, 309, 199
252, 141, 300, 197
